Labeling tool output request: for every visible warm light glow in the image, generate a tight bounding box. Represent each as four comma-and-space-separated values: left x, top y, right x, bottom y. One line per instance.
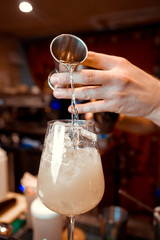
0, 226, 7, 233
19, 1, 33, 13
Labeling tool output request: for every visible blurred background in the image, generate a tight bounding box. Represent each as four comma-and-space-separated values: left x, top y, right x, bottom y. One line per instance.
0, 0, 160, 225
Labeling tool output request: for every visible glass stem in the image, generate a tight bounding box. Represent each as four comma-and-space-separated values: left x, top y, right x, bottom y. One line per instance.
67, 216, 75, 240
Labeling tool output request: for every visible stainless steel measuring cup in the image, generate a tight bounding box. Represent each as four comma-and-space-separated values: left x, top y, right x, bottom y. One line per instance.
48, 34, 88, 91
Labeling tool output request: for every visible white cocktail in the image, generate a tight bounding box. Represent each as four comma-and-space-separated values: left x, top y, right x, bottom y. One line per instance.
37, 120, 105, 239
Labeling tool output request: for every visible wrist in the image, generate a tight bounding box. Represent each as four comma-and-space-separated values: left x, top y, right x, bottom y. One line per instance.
147, 106, 160, 127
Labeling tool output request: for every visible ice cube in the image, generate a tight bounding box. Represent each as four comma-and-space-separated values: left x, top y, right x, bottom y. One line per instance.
80, 128, 97, 142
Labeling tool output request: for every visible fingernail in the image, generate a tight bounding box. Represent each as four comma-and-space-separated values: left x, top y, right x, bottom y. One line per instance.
54, 89, 62, 98
50, 76, 58, 84
68, 106, 72, 112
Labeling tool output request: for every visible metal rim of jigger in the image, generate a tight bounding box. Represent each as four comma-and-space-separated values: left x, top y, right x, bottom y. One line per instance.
49, 33, 88, 64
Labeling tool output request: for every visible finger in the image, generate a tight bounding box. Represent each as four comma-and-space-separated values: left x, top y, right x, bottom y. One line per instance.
74, 86, 113, 100
68, 100, 116, 113
83, 51, 122, 70
74, 69, 116, 86
54, 86, 100, 99
53, 85, 118, 101
51, 69, 116, 86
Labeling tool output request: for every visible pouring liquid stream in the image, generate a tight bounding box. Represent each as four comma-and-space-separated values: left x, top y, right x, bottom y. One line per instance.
69, 66, 79, 123
59, 61, 80, 148
60, 61, 79, 124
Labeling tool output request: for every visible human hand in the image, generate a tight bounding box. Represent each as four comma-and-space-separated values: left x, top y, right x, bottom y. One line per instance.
50, 51, 160, 126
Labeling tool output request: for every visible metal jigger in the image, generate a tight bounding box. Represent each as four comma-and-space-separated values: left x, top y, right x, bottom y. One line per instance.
48, 34, 88, 90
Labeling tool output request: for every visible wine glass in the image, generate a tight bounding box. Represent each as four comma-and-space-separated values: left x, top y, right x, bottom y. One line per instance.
37, 119, 105, 240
